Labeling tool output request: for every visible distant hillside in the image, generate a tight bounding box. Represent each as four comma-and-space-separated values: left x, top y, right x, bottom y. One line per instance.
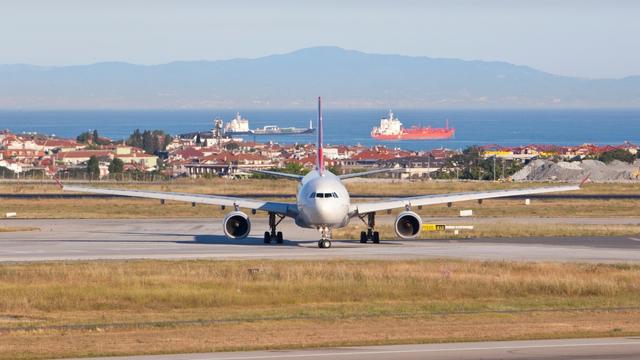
1, 46, 639, 108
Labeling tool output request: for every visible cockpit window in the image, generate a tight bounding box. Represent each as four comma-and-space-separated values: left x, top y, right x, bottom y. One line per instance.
310, 192, 337, 199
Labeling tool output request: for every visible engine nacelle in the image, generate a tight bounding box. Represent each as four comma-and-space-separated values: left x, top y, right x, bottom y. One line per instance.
394, 211, 422, 239
223, 211, 251, 239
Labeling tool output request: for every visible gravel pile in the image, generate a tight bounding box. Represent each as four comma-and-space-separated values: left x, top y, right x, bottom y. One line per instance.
512, 159, 640, 182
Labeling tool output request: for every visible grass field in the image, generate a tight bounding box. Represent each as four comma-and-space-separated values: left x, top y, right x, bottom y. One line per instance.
335, 223, 640, 239
1, 259, 639, 359
0, 227, 38, 233
1, 196, 639, 220
0, 179, 639, 219
3, 178, 640, 195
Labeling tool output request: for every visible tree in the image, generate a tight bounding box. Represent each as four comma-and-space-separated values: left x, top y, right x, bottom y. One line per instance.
92, 129, 100, 144
326, 165, 342, 175
0, 166, 16, 179
282, 163, 310, 175
77, 131, 92, 143
224, 142, 239, 151
142, 130, 155, 154
87, 156, 100, 179
598, 149, 635, 164
195, 133, 202, 146
127, 129, 143, 148
163, 134, 172, 149
108, 158, 124, 174
126, 129, 171, 154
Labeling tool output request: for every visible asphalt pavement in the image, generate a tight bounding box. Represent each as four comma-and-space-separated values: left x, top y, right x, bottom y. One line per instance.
0, 217, 639, 262
74, 337, 640, 360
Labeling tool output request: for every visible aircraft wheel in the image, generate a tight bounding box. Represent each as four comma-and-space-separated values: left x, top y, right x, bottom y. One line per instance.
276, 231, 284, 244
318, 239, 332, 248
372, 231, 380, 244
359, 231, 367, 243
263, 231, 271, 244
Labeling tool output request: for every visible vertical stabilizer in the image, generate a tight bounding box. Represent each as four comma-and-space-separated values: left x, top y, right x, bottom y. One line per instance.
317, 96, 324, 175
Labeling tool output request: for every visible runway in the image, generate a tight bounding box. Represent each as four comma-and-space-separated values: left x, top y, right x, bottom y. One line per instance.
1, 218, 639, 262
76, 337, 640, 360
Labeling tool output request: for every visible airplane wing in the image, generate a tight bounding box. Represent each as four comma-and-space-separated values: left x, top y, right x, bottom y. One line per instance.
338, 168, 400, 180
350, 183, 581, 215
63, 185, 298, 217
250, 170, 304, 180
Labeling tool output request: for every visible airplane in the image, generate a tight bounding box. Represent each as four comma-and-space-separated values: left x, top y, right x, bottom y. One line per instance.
62, 97, 584, 248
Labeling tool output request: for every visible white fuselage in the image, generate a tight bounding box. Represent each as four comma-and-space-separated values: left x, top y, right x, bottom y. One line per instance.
295, 170, 351, 229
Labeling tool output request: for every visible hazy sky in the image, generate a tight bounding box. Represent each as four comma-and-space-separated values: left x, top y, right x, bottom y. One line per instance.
1, 0, 637, 78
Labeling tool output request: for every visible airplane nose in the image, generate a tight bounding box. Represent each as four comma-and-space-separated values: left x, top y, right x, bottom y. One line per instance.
315, 200, 345, 224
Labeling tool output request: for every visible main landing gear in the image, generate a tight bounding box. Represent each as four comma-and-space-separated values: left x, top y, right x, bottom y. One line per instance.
318, 226, 332, 248
359, 212, 380, 244
264, 212, 285, 244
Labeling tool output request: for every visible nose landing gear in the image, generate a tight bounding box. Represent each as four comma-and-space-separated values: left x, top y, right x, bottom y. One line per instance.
264, 212, 285, 244
318, 226, 332, 248
358, 212, 380, 244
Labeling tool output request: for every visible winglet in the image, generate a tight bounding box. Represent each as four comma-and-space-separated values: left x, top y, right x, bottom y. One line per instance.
579, 173, 591, 187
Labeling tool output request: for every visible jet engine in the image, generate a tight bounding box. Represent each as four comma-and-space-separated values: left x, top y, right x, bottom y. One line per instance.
394, 211, 422, 239
223, 211, 251, 239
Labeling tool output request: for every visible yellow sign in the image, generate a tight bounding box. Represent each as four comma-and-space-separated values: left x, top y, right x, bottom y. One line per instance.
422, 224, 446, 231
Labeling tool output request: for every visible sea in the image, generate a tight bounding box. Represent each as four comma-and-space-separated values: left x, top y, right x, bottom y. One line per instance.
0, 109, 638, 152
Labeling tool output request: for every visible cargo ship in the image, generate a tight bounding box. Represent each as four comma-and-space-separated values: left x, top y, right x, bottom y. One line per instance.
224, 113, 314, 136
371, 110, 455, 140
252, 120, 315, 136
224, 113, 252, 135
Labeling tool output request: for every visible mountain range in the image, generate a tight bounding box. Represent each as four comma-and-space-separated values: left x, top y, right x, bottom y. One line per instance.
1, 46, 638, 109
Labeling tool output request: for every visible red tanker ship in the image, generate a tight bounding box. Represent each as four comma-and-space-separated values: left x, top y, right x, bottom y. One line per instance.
371, 110, 455, 140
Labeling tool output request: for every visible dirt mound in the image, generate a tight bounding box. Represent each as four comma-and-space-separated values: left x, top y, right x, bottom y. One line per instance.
512, 159, 639, 182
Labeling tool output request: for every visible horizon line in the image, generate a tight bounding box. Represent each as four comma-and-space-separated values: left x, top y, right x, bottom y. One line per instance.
1, 46, 638, 81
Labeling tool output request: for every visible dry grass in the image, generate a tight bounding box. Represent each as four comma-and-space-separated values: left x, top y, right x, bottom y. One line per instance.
1, 259, 639, 359
0, 179, 639, 219
3, 312, 639, 360
0, 178, 296, 195
1, 179, 639, 196
0, 227, 38, 233
335, 223, 640, 240
1, 196, 639, 220
0, 198, 232, 219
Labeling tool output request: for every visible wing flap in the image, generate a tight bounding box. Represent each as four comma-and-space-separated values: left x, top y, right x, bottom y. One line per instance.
351, 184, 580, 215
63, 185, 297, 216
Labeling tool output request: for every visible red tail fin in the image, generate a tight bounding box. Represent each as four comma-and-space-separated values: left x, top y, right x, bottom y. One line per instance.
317, 96, 324, 174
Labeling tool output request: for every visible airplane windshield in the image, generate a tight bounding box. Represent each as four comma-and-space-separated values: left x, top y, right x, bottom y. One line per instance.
309, 192, 338, 199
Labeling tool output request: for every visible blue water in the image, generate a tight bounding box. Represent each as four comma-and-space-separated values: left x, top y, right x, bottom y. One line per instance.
0, 109, 638, 151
